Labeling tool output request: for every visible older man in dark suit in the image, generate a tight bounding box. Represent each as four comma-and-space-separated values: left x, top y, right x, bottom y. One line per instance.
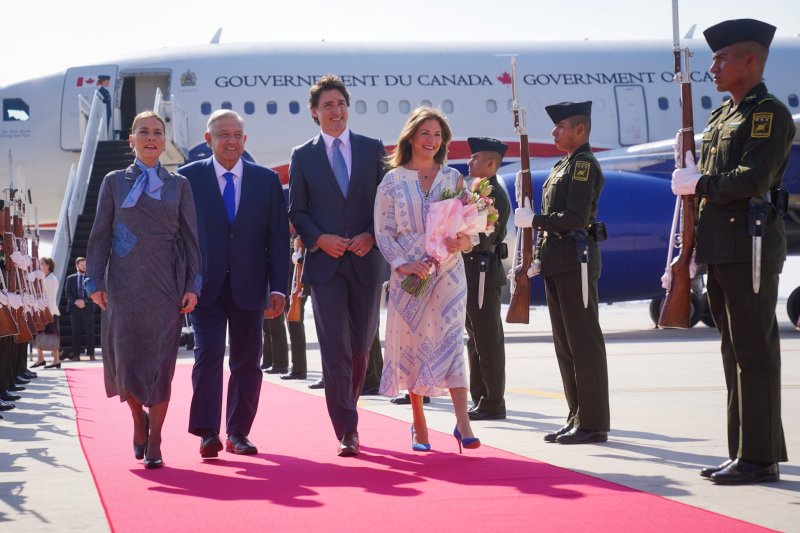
289, 75, 388, 457
180, 110, 289, 458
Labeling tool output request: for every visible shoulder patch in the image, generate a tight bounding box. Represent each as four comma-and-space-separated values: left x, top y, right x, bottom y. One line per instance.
573, 161, 591, 182
751, 112, 773, 138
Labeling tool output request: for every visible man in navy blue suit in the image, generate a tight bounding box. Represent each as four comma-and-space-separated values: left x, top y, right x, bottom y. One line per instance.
289, 75, 389, 457
180, 110, 289, 458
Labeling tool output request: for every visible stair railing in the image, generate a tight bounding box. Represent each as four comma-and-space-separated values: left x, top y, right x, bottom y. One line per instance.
51, 92, 106, 293
154, 87, 189, 164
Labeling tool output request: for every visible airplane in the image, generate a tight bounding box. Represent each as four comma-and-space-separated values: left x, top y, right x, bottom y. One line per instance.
1, 37, 798, 326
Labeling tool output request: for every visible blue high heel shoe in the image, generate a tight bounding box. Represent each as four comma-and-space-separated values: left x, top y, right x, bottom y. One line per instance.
411, 425, 431, 452
453, 426, 480, 454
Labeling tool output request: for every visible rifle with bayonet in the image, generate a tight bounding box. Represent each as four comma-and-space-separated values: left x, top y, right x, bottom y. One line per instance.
658, 0, 696, 329
505, 56, 534, 324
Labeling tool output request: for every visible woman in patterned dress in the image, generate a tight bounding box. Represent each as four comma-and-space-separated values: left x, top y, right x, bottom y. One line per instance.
86, 111, 202, 469
374, 107, 480, 453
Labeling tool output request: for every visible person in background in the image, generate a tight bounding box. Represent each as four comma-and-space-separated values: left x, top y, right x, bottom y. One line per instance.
30, 257, 61, 369
64, 257, 96, 361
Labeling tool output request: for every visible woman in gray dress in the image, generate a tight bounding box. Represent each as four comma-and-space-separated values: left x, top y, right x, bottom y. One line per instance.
86, 110, 201, 469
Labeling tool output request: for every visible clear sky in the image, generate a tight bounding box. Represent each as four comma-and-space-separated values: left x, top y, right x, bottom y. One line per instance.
1, 0, 798, 87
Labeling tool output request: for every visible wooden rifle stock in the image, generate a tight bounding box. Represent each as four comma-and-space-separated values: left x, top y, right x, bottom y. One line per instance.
506, 128, 533, 324
287, 253, 304, 323
658, 45, 697, 329
4, 206, 33, 343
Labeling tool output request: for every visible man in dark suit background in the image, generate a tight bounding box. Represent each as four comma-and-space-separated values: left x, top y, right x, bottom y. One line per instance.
289, 75, 388, 457
463, 137, 511, 421
180, 109, 289, 458
65, 257, 95, 361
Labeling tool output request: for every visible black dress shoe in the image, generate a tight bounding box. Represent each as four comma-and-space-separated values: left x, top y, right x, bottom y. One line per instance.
544, 423, 574, 443
8, 385, 25, 392
337, 431, 359, 457
280, 372, 307, 380
0, 399, 15, 411
44, 363, 61, 369
710, 459, 779, 484
199, 434, 224, 458
700, 458, 735, 478
23, 370, 38, 379
556, 427, 608, 444
390, 393, 430, 405
30, 361, 46, 369
1, 391, 21, 402
361, 386, 380, 396
143, 457, 164, 469
14, 376, 29, 385
468, 409, 506, 421
264, 366, 288, 375
226, 434, 258, 455
308, 379, 325, 389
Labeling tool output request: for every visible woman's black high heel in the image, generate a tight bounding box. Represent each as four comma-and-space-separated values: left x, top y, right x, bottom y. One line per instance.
44, 362, 61, 369
30, 361, 46, 368
453, 426, 480, 454
133, 412, 149, 460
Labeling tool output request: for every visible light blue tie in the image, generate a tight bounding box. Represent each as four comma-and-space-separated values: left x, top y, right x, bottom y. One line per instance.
331, 138, 349, 196
222, 172, 236, 224
121, 161, 163, 208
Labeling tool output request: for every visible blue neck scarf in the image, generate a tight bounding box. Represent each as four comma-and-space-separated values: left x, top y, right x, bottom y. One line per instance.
121, 160, 164, 208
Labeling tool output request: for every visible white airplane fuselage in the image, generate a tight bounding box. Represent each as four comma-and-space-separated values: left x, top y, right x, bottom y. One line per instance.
1, 39, 799, 228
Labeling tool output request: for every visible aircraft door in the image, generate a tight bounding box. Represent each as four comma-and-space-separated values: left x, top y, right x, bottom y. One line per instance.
118, 72, 171, 139
614, 85, 650, 146
60, 65, 118, 150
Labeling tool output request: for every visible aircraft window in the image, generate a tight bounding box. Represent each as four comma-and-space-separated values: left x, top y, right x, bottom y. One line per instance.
355, 100, 367, 114
421, 99, 432, 107
267, 101, 278, 115
701, 96, 712, 110
221, 101, 233, 110
3, 98, 30, 121
486, 99, 497, 113
377, 100, 388, 114
788, 94, 799, 108
289, 101, 300, 114
658, 97, 669, 110
244, 101, 255, 115
399, 100, 410, 114
442, 100, 454, 113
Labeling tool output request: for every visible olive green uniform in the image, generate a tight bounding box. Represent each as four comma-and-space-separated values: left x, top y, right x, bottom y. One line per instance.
463, 175, 511, 415
696, 82, 793, 463
532, 143, 609, 432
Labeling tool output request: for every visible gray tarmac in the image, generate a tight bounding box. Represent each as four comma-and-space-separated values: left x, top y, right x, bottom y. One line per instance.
1, 301, 798, 532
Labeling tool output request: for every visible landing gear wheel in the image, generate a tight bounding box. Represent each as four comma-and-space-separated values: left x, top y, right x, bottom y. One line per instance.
649, 296, 664, 326
649, 293, 702, 328
787, 286, 800, 328
699, 292, 715, 328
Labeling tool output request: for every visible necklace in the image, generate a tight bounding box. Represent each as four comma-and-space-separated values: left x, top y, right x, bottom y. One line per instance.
410, 164, 438, 197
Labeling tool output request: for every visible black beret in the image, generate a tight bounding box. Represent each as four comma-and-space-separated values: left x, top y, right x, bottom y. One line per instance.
545, 101, 592, 124
97, 75, 111, 81
703, 19, 776, 52
467, 137, 508, 158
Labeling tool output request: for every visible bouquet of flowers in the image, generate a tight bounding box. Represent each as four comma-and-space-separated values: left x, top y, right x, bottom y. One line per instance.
401, 177, 499, 296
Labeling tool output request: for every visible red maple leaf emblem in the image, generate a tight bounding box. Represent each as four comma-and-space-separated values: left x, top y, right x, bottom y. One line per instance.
497, 72, 512, 85
86, 77, 95, 85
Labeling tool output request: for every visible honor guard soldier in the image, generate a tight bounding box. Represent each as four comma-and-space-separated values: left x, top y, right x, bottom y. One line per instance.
671, 19, 793, 484
463, 137, 511, 421
514, 101, 609, 444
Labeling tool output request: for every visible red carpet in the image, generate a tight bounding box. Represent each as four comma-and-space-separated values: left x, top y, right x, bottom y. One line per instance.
67, 366, 766, 532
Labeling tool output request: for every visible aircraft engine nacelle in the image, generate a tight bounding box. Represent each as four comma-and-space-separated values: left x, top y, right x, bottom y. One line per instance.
501, 169, 675, 305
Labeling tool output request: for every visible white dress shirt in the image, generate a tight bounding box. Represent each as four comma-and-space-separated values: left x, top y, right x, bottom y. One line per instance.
45, 273, 60, 315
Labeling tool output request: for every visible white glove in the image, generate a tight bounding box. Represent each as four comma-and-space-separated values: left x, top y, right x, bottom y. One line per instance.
514, 197, 535, 228
291, 250, 302, 265
527, 259, 542, 278
673, 131, 682, 167
671, 151, 700, 196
